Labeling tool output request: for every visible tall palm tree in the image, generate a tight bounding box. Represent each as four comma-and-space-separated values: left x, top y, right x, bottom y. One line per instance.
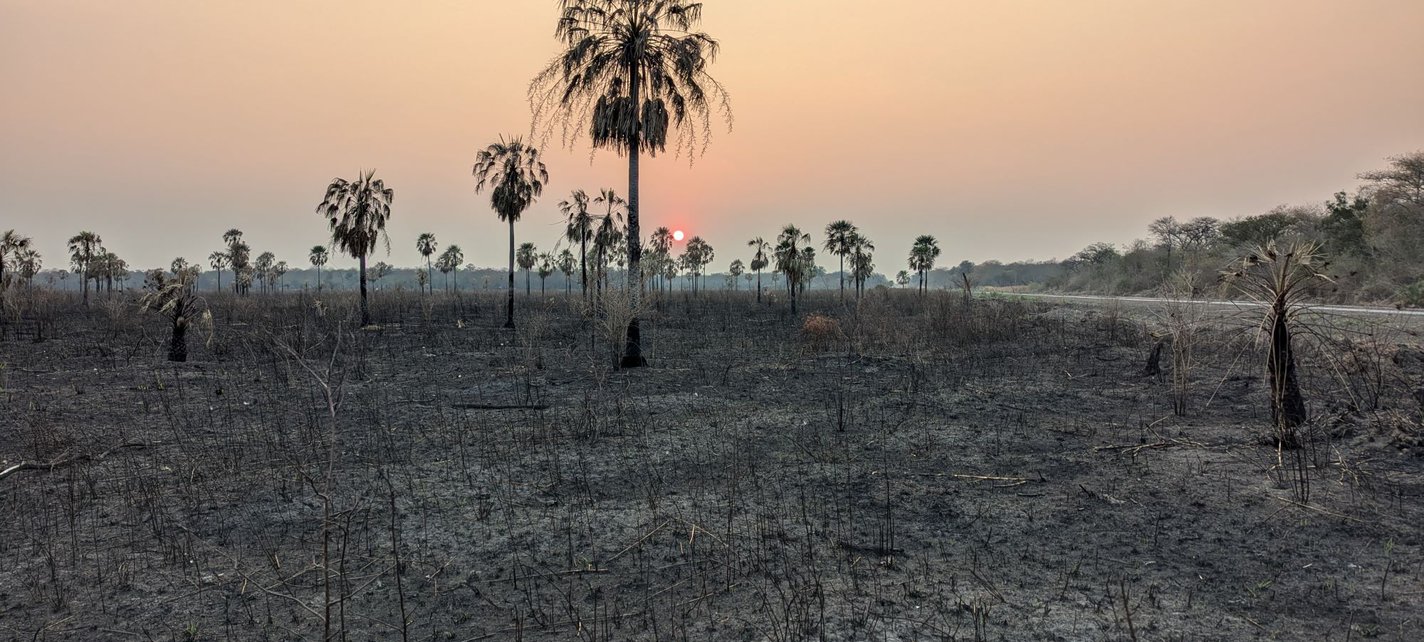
824, 220, 857, 302
416, 233, 438, 295
1, 230, 33, 307
473, 136, 547, 329
315, 170, 395, 326
648, 227, 674, 292
67, 231, 102, 306
559, 190, 593, 297
208, 251, 229, 294
223, 229, 251, 295
532, 0, 733, 368
908, 235, 942, 293
517, 242, 539, 295
747, 237, 770, 303
309, 245, 330, 291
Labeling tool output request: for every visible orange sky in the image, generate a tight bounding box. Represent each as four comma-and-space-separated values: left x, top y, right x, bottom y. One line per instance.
3, 0, 1423, 271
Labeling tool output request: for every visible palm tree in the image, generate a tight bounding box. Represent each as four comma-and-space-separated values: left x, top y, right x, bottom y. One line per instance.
309, 245, 329, 291
537, 252, 555, 296
849, 233, 875, 297
439, 245, 464, 292
1, 230, 33, 307
223, 229, 251, 295
557, 248, 577, 295
532, 0, 733, 368
648, 227, 674, 292
315, 170, 395, 326
824, 220, 857, 302
15, 249, 41, 288
908, 235, 942, 293
517, 242, 539, 295
416, 233, 438, 295
67, 231, 102, 306
747, 237, 770, 303
254, 252, 276, 294
473, 136, 548, 329
559, 190, 593, 297
895, 270, 911, 288
774, 225, 811, 313
592, 189, 626, 299
208, 251, 229, 294
728, 259, 745, 291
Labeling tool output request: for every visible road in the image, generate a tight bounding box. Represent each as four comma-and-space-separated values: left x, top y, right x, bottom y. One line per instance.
998, 292, 1424, 318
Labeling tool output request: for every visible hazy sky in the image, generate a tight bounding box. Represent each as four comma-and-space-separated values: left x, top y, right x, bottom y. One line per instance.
4, 0, 1423, 272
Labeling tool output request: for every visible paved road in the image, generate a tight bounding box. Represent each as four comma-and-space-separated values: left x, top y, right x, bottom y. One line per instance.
1000, 292, 1424, 318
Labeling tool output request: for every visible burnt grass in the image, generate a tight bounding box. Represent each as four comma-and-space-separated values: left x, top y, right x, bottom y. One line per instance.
2, 289, 1422, 641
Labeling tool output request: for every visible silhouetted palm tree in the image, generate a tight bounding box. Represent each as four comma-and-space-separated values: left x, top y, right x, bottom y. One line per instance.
517, 242, 539, 295
560, 190, 593, 297
439, 245, 463, 293
824, 220, 856, 302
909, 235, 941, 293
532, 0, 732, 368
309, 245, 329, 291
208, 251, 229, 294
416, 233, 438, 295
728, 259, 745, 291
316, 170, 395, 325
775, 225, 811, 313
473, 137, 547, 329
557, 248, 577, 295
1, 230, 32, 307
849, 233, 875, 296
67, 231, 102, 305
592, 189, 626, 299
747, 237, 770, 303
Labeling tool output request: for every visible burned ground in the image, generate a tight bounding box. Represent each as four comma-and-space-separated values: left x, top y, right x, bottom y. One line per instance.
1, 290, 1421, 640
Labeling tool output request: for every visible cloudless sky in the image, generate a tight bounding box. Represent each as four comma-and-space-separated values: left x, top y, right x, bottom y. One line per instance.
3, 0, 1423, 271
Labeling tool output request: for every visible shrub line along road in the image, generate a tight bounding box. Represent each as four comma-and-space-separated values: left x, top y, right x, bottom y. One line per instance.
1001, 291, 1424, 318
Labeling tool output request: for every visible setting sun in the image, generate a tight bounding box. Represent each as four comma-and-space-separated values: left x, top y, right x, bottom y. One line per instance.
672, 230, 684, 242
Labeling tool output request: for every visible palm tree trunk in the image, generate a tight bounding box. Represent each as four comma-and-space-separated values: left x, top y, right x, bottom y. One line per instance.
1269, 303, 1307, 446
506, 218, 516, 329
525, 270, 531, 296
216, 269, 222, 294
358, 253, 370, 325
756, 269, 762, 304
580, 238, 588, 299
620, 69, 647, 369
839, 255, 845, 302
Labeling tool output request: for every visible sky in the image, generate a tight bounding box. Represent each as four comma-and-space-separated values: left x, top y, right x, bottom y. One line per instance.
3, 0, 1423, 272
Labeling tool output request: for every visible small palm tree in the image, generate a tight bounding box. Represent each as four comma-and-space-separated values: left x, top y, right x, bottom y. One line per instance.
747, 237, 770, 303
592, 189, 626, 298
908, 235, 942, 293
1221, 240, 1332, 447
560, 190, 593, 297
728, 259, 745, 291
140, 266, 210, 362
531, 0, 732, 367
648, 227, 675, 292
824, 220, 857, 302
895, 270, 911, 288
254, 252, 276, 294
517, 242, 539, 295
222, 229, 250, 295
416, 233, 438, 295
309, 245, 330, 291
315, 170, 395, 326
473, 136, 547, 329
1, 230, 33, 307
67, 231, 102, 306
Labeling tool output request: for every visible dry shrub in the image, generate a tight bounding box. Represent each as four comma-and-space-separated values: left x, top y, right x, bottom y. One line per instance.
801, 313, 844, 352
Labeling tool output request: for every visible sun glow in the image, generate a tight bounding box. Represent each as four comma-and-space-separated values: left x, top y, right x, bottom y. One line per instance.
672, 230, 685, 242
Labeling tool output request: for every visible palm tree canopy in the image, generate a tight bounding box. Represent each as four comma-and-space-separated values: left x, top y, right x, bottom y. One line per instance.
517, 243, 540, 270
473, 136, 548, 223
824, 220, 856, 256
309, 245, 329, 267
316, 170, 395, 260
416, 233, 438, 258
531, 0, 732, 158
560, 190, 593, 242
